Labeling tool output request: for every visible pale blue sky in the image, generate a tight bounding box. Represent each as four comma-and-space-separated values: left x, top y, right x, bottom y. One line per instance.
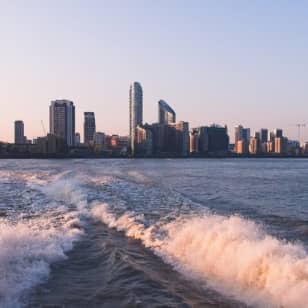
1, 1, 308, 142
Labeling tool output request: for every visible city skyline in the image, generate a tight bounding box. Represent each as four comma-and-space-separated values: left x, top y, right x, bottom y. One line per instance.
1, 1, 308, 142
1, 84, 307, 146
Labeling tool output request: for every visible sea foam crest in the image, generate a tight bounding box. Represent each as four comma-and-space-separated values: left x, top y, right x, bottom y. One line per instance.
0, 215, 83, 307
91, 203, 308, 308
0, 177, 89, 307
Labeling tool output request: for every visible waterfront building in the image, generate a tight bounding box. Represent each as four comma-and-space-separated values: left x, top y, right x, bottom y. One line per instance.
234, 125, 250, 153
148, 121, 189, 156
170, 121, 189, 156
189, 125, 229, 155
190, 129, 199, 154
129, 82, 143, 155
274, 129, 283, 138
84, 112, 96, 144
302, 142, 308, 155
249, 136, 260, 154
266, 140, 274, 153
158, 100, 176, 124
194, 126, 208, 153
14, 120, 25, 144
275, 137, 288, 154
94, 132, 105, 146
287, 140, 300, 156
49, 100, 75, 146
260, 128, 268, 143
135, 125, 153, 155
237, 139, 248, 154
206, 125, 229, 154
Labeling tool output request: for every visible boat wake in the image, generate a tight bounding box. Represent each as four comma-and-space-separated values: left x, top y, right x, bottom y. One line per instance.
91, 203, 308, 308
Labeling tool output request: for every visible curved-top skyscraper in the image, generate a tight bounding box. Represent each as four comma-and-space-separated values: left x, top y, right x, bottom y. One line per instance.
129, 82, 143, 155
158, 100, 176, 124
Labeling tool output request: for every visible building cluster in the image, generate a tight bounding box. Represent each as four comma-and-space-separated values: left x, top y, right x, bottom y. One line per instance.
129, 82, 229, 157
233, 125, 305, 156
0, 81, 307, 158
2, 99, 128, 157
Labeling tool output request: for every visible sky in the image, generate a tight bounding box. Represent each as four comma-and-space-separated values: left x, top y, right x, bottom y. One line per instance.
1, 0, 308, 143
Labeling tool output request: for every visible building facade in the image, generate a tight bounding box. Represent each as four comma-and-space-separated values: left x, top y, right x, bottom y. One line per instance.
84, 112, 96, 144
14, 120, 25, 144
135, 125, 153, 155
129, 82, 143, 155
234, 125, 250, 153
49, 100, 75, 146
158, 100, 176, 124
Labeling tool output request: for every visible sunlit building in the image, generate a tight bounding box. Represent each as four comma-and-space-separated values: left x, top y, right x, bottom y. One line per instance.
190, 129, 199, 154
234, 125, 250, 153
249, 136, 260, 154
237, 140, 248, 154
275, 137, 288, 154
135, 125, 153, 155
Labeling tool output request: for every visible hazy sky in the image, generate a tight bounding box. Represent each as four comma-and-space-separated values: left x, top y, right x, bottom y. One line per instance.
1, 1, 308, 143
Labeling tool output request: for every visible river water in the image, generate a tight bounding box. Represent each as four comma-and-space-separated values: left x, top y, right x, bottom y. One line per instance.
0, 159, 307, 308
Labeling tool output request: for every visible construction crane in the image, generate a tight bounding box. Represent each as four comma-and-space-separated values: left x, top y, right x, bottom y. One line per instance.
41, 120, 47, 136
295, 123, 306, 143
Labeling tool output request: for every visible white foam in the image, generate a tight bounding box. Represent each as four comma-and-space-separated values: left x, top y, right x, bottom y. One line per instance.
91, 203, 308, 308
0, 176, 90, 307
0, 215, 83, 307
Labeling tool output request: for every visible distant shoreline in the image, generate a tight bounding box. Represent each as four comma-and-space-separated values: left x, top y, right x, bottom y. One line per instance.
1, 154, 308, 159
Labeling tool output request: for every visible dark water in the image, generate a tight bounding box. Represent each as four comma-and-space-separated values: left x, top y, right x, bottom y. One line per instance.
0, 159, 307, 308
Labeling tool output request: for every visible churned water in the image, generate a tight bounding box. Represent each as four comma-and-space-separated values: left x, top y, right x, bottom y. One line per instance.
0, 159, 307, 308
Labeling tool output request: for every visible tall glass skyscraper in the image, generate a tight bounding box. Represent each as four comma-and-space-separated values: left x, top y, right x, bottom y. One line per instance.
158, 100, 176, 124
129, 82, 143, 155
84, 112, 96, 144
14, 120, 24, 144
49, 100, 75, 146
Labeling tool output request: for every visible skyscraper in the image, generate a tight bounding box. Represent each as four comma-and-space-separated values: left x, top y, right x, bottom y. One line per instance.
84, 112, 96, 144
158, 100, 176, 124
14, 120, 24, 144
234, 125, 250, 153
49, 100, 75, 146
260, 128, 268, 143
129, 82, 143, 155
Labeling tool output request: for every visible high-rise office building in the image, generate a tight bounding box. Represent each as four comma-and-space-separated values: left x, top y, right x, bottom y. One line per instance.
49, 100, 75, 146
158, 100, 176, 124
14, 120, 24, 144
190, 129, 199, 154
129, 82, 143, 155
260, 128, 268, 143
249, 137, 260, 154
274, 129, 283, 138
234, 125, 250, 153
205, 125, 229, 154
135, 125, 153, 156
84, 112, 96, 144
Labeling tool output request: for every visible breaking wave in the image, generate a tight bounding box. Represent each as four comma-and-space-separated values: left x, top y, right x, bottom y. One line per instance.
91, 203, 308, 308
0, 177, 89, 307
0, 214, 83, 307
